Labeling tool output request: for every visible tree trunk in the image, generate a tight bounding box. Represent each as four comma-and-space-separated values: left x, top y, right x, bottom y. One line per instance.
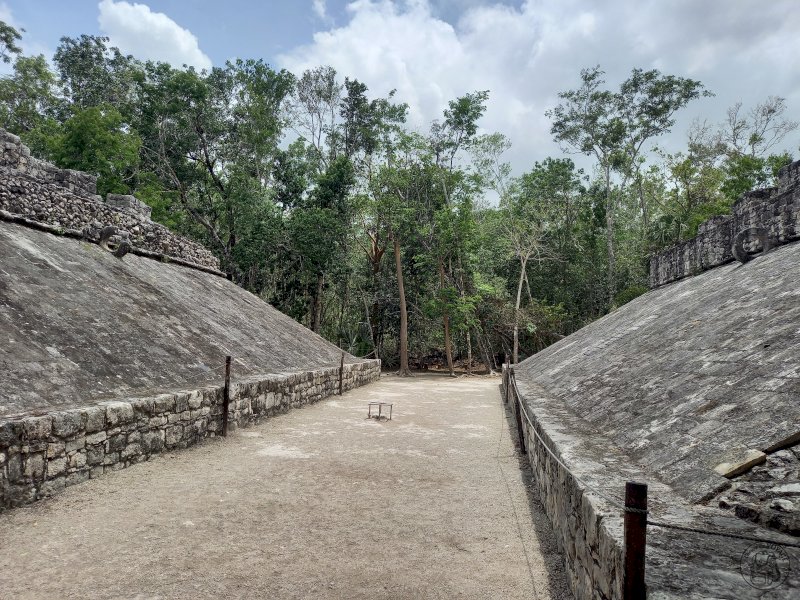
438, 258, 455, 376
513, 255, 527, 364
310, 273, 324, 333
604, 164, 616, 306
393, 236, 412, 376
486, 330, 499, 371
338, 276, 349, 342
477, 328, 495, 375
637, 173, 649, 244
363, 296, 379, 361
465, 329, 473, 376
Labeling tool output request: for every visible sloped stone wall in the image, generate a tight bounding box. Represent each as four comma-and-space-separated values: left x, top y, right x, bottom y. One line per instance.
0, 129, 220, 272
0, 361, 380, 509
502, 367, 623, 600
649, 159, 800, 287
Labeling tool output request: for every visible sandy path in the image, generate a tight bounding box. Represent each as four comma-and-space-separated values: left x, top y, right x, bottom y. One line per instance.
0, 373, 570, 600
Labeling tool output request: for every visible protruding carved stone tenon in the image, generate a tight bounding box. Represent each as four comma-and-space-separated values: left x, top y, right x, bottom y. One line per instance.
732, 227, 773, 264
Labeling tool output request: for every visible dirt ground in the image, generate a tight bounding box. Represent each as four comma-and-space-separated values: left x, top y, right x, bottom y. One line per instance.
0, 373, 571, 600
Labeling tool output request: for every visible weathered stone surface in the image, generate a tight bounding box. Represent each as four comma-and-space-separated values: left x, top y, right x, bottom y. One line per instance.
105, 193, 151, 219
23, 416, 51, 441
51, 411, 82, 437
714, 449, 767, 478
81, 407, 105, 433
105, 403, 135, 427
515, 240, 800, 505
719, 448, 800, 536
0, 129, 218, 271
47, 457, 67, 477
508, 235, 800, 596
0, 222, 375, 419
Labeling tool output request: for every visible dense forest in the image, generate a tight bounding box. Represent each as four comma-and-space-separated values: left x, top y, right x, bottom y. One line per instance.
1, 23, 797, 372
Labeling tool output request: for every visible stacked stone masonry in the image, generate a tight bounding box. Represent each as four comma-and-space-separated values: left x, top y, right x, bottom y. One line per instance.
649, 158, 800, 287
0, 129, 220, 271
0, 361, 380, 509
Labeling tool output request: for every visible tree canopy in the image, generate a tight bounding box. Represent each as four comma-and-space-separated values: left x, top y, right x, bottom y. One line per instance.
0, 23, 796, 371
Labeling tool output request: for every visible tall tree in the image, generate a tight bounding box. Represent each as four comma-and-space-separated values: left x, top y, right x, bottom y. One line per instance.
54, 105, 141, 195
547, 66, 625, 303
0, 54, 63, 156
138, 59, 294, 278
53, 35, 141, 115
0, 20, 22, 63
616, 68, 710, 235
548, 66, 708, 303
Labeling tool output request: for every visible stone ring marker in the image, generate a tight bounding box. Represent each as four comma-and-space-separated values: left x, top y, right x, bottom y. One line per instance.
732, 226, 773, 264
97, 225, 131, 258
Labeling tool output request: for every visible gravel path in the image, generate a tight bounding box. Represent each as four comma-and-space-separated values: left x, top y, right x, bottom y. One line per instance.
0, 373, 571, 599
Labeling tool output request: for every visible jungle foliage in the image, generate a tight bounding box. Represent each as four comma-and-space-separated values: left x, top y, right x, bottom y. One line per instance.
1, 24, 796, 371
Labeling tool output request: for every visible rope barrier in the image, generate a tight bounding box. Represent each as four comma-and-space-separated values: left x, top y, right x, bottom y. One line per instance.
505, 368, 800, 547
507, 369, 643, 514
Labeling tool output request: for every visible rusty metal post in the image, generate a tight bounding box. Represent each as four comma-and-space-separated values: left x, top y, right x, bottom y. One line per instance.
503, 365, 509, 404
222, 355, 231, 437
624, 481, 648, 600
510, 368, 527, 455
339, 352, 345, 395
503, 353, 510, 404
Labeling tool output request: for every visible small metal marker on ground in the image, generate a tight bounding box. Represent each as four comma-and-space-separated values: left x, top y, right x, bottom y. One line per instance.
222, 355, 231, 437
367, 402, 393, 421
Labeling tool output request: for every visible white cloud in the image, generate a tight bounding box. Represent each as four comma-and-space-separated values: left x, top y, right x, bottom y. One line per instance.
279, 0, 800, 178
312, 0, 328, 20
97, 0, 212, 70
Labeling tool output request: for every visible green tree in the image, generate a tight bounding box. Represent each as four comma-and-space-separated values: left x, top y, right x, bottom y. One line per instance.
548, 66, 708, 304
0, 54, 62, 156
54, 105, 141, 195
52, 35, 142, 115
0, 20, 22, 63
288, 156, 355, 332
137, 59, 294, 278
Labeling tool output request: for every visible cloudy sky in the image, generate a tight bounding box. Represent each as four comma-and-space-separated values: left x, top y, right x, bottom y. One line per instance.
2, 0, 799, 175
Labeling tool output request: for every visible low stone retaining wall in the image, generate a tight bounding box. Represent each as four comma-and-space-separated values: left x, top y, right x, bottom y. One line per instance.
649, 159, 800, 287
0, 360, 380, 510
502, 366, 624, 600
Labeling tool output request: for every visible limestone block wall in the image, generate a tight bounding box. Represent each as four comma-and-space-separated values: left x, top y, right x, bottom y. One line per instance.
0, 130, 97, 197
0, 129, 220, 271
0, 360, 380, 510
502, 368, 623, 600
649, 159, 800, 287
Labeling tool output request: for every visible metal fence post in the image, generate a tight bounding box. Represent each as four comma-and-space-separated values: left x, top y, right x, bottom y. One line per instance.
503, 363, 508, 404
624, 481, 648, 600
510, 368, 527, 455
222, 355, 231, 437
